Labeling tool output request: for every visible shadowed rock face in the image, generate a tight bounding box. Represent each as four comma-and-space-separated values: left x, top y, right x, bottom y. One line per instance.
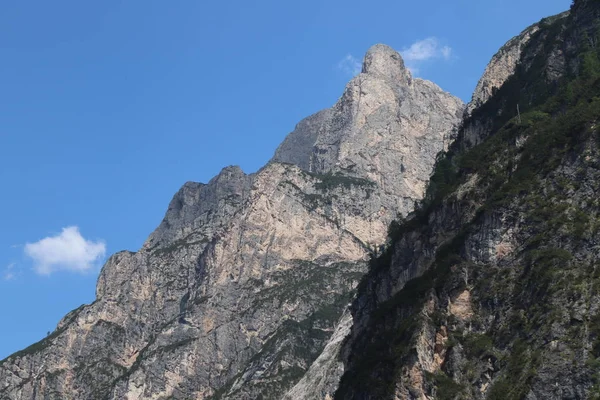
465, 10, 570, 117
465, 23, 542, 116
0, 44, 463, 400
461, 11, 570, 150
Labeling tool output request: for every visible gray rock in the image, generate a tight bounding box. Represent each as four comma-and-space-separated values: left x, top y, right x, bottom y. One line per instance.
465, 23, 541, 116
0, 44, 463, 400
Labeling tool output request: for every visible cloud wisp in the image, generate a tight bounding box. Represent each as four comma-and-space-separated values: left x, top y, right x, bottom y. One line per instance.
337, 54, 362, 77
400, 37, 453, 75
337, 39, 453, 78
3, 263, 17, 281
25, 226, 106, 275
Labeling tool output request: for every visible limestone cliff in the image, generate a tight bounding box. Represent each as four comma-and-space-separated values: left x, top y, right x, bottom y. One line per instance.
0, 44, 462, 400
466, 11, 570, 117
274, 44, 463, 218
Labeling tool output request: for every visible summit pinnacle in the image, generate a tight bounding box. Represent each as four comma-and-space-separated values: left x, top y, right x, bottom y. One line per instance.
362, 43, 410, 85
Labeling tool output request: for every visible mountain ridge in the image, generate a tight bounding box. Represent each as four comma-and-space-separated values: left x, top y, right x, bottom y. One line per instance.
0, 43, 463, 399
2, 3, 590, 394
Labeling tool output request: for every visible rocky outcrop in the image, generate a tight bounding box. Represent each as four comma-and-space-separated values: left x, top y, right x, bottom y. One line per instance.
465, 24, 540, 115
461, 11, 570, 150
275, 44, 463, 218
283, 311, 352, 400
465, 11, 569, 116
0, 44, 463, 400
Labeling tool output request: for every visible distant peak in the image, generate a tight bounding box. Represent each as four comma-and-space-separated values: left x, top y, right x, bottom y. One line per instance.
211, 165, 247, 183
220, 165, 245, 174
362, 44, 410, 84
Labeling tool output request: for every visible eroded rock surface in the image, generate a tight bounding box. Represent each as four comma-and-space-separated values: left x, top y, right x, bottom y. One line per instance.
0, 44, 462, 400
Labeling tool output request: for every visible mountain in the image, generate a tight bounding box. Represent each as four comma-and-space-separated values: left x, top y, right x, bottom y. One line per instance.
4, 1, 596, 397
0, 45, 462, 399
335, 0, 600, 398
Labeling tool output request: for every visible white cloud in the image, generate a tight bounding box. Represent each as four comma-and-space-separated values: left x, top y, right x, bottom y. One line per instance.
441, 45, 452, 60
25, 226, 106, 275
337, 54, 362, 76
407, 66, 420, 75
3, 263, 16, 281
401, 38, 439, 62
400, 37, 454, 75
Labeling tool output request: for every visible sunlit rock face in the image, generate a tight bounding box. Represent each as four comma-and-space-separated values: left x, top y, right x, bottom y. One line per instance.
0, 43, 463, 400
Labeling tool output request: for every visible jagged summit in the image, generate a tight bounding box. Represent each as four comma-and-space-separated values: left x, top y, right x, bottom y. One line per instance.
361, 43, 410, 85
273, 43, 463, 203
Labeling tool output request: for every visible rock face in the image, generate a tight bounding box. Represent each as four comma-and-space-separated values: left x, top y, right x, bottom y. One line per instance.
466, 10, 569, 117
336, 2, 600, 399
274, 44, 463, 219
282, 311, 353, 400
465, 24, 541, 116
461, 11, 570, 149
0, 44, 463, 399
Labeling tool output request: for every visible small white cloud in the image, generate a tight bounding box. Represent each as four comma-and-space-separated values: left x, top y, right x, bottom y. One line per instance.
401, 38, 440, 62
3, 263, 16, 281
400, 37, 454, 75
25, 226, 106, 275
441, 46, 452, 60
337, 54, 362, 76
407, 66, 420, 75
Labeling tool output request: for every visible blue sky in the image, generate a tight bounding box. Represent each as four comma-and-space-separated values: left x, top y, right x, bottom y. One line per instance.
0, 0, 570, 359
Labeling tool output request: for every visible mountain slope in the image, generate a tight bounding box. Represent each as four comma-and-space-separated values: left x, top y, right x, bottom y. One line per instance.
0, 45, 462, 400
336, 2, 600, 398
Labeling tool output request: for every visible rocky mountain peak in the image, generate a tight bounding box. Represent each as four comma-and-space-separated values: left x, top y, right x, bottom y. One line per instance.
361, 43, 411, 85
0, 41, 463, 400
143, 164, 252, 250
273, 43, 463, 214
